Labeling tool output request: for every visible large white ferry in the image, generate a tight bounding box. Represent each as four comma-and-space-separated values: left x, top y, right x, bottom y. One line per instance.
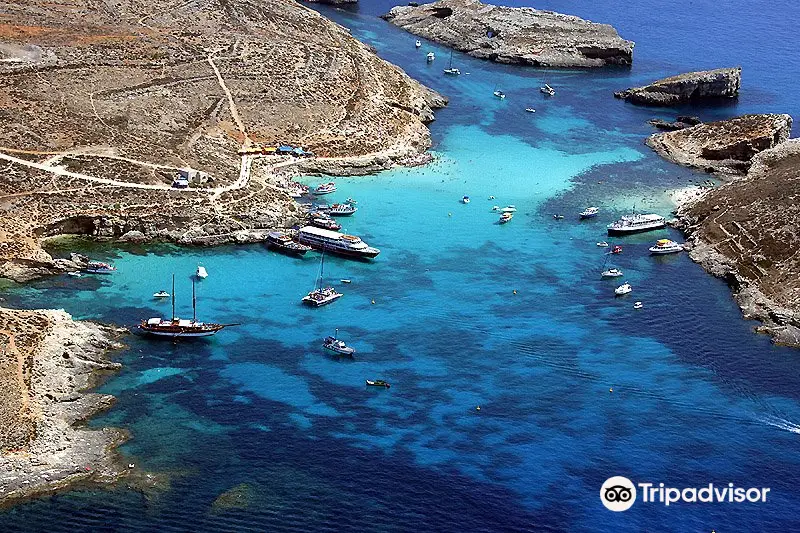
297, 226, 380, 259
607, 213, 666, 235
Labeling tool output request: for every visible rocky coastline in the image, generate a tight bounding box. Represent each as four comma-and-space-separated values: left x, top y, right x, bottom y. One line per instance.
671, 138, 800, 347
0, 308, 131, 505
382, 0, 634, 68
646, 113, 792, 176
615, 67, 741, 106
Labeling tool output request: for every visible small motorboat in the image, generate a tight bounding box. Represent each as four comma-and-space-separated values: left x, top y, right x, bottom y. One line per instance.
85, 261, 116, 274
323, 330, 355, 356
345, 197, 358, 205
580, 207, 599, 219
366, 380, 391, 389
67, 271, 82, 278
596, 241, 609, 247
601, 268, 624, 278
196, 265, 208, 279
493, 90, 506, 99
649, 239, 684, 255
462, 195, 470, 204
415, 40, 421, 48
314, 182, 336, 195
633, 301, 643, 309
328, 203, 358, 216
525, 108, 536, 113
610, 245, 623, 255
553, 214, 564, 220
501, 205, 517, 213
540, 84, 555, 96
340, 279, 352, 284
499, 212, 513, 224
491, 205, 500, 211
426, 52, 435, 62
153, 290, 170, 299
615, 283, 633, 296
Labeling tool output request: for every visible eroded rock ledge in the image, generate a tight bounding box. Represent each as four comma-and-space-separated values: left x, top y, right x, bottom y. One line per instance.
615, 67, 741, 106
382, 0, 634, 68
647, 114, 792, 175
674, 139, 800, 347
0, 308, 128, 504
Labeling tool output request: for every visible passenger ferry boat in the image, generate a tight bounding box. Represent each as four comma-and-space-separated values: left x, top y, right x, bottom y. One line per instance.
297, 226, 380, 259
607, 213, 666, 235
648, 239, 684, 255
85, 261, 116, 274
314, 182, 336, 195
328, 203, 358, 216
139, 276, 234, 338
579, 206, 599, 219
266, 231, 312, 256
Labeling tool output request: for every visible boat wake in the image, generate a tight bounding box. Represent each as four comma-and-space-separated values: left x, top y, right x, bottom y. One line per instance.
758, 414, 800, 434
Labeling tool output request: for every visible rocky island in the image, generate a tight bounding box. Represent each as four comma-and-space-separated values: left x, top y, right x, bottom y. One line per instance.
647, 114, 792, 175
675, 138, 800, 347
382, 0, 634, 68
615, 67, 741, 106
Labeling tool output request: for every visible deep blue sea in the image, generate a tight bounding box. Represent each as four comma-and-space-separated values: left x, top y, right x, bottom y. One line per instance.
2, 1, 799, 531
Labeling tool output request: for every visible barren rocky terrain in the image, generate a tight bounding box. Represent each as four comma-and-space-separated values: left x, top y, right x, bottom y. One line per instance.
647, 114, 792, 176
0, 307, 128, 504
676, 139, 800, 347
0, 0, 445, 282
383, 0, 634, 68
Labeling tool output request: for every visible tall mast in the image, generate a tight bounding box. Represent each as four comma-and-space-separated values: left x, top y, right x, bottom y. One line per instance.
192, 279, 197, 322
171, 274, 176, 321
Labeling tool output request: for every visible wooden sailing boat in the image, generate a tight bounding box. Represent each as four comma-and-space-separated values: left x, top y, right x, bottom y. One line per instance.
302, 248, 343, 307
443, 50, 461, 76
139, 274, 233, 337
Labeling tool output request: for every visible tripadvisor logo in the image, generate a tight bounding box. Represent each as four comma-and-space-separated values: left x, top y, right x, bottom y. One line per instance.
600, 476, 771, 512
601, 476, 636, 511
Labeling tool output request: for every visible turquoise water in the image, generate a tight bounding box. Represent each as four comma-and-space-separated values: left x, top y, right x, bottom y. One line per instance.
3, 1, 800, 531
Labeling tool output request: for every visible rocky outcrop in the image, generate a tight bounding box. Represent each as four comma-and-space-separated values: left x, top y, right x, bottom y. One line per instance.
306, 0, 357, 4
615, 67, 741, 106
674, 138, 800, 347
646, 114, 792, 175
382, 0, 634, 68
0, 308, 129, 504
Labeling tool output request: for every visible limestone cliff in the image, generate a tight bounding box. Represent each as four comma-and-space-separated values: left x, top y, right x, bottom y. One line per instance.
382, 0, 633, 68
646, 114, 792, 175
676, 139, 800, 347
615, 67, 741, 106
